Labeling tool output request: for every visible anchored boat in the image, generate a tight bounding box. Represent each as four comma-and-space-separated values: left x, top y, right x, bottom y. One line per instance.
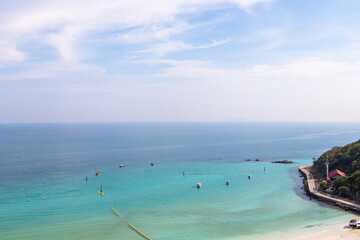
348, 219, 360, 228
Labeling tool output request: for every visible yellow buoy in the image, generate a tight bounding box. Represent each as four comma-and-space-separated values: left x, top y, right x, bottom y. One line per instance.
128, 224, 151, 240
42, 198, 46, 200
7, 201, 14, 204
112, 208, 120, 216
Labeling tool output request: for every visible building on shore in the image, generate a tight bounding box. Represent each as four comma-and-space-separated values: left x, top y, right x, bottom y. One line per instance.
327, 169, 346, 181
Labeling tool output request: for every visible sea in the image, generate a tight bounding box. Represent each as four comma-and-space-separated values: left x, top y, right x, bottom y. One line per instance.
1, 122, 360, 240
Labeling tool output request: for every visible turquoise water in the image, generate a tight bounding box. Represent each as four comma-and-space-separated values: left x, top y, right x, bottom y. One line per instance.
1, 122, 360, 239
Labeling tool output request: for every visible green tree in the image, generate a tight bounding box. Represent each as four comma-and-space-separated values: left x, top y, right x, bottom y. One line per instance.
338, 186, 350, 197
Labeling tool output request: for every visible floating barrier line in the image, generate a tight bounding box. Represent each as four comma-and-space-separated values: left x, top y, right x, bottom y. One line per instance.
112, 207, 120, 216
185, 169, 265, 175
128, 224, 152, 240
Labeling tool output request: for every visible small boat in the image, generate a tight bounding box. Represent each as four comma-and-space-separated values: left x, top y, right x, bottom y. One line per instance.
119, 164, 125, 168
349, 219, 358, 227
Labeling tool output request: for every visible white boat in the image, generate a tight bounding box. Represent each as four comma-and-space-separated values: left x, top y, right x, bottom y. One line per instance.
349, 219, 357, 227
356, 222, 360, 229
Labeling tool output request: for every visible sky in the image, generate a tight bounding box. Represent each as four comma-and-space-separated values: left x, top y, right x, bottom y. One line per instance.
1, 0, 360, 123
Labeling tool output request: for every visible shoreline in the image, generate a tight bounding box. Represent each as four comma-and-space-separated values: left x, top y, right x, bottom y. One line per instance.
299, 165, 360, 215
243, 220, 360, 240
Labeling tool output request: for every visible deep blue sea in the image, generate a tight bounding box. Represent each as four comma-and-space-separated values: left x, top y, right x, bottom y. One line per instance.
1, 122, 360, 240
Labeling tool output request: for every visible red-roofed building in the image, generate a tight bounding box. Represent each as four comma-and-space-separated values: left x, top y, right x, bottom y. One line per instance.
327, 169, 346, 181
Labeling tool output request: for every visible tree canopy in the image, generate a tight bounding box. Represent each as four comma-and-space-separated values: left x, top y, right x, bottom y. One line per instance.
312, 139, 360, 201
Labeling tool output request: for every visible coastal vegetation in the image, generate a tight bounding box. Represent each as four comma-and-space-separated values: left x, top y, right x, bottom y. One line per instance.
312, 139, 360, 201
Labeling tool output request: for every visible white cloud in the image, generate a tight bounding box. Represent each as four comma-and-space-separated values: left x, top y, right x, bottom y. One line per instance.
141, 39, 231, 56
0, 41, 25, 66
45, 28, 81, 62
242, 28, 284, 49
195, 39, 231, 49
0, 0, 273, 64
117, 23, 192, 44
0, 61, 105, 81
140, 41, 193, 56
2, 56, 360, 122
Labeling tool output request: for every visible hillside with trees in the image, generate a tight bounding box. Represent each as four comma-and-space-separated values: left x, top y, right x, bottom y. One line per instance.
312, 139, 360, 201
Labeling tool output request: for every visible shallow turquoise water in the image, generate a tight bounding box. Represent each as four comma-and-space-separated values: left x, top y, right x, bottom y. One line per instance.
1, 123, 360, 239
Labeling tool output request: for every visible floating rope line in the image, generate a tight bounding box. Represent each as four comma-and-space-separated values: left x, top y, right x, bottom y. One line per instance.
112, 207, 120, 216
129, 224, 152, 240
185, 169, 265, 175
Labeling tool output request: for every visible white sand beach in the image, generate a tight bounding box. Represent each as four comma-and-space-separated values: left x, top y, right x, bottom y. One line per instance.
238, 220, 360, 240
292, 224, 360, 240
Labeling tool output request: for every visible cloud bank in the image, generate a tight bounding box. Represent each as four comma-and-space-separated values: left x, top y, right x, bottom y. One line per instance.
1, 0, 360, 123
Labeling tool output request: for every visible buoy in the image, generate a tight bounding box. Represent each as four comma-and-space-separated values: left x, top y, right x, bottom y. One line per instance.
84, 193, 88, 195
65, 195, 69, 197
59, 196, 61, 198
129, 224, 152, 240
7, 201, 14, 204
42, 198, 46, 200
27, 199, 31, 202
112, 207, 120, 216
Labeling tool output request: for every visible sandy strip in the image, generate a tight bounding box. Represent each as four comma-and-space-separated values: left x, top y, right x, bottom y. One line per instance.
291, 224, 360, 240
229, 220, 360, 240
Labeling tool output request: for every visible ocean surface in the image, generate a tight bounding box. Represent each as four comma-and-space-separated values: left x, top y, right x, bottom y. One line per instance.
1, 122, 360, 240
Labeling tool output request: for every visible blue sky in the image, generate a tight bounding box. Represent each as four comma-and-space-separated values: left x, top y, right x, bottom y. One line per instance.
1, 0, 360, 123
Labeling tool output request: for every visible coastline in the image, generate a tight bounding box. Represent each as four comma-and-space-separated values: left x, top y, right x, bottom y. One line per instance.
299, 165, 360, 215
243, 220, 360, 240
241, 165, 360, 240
